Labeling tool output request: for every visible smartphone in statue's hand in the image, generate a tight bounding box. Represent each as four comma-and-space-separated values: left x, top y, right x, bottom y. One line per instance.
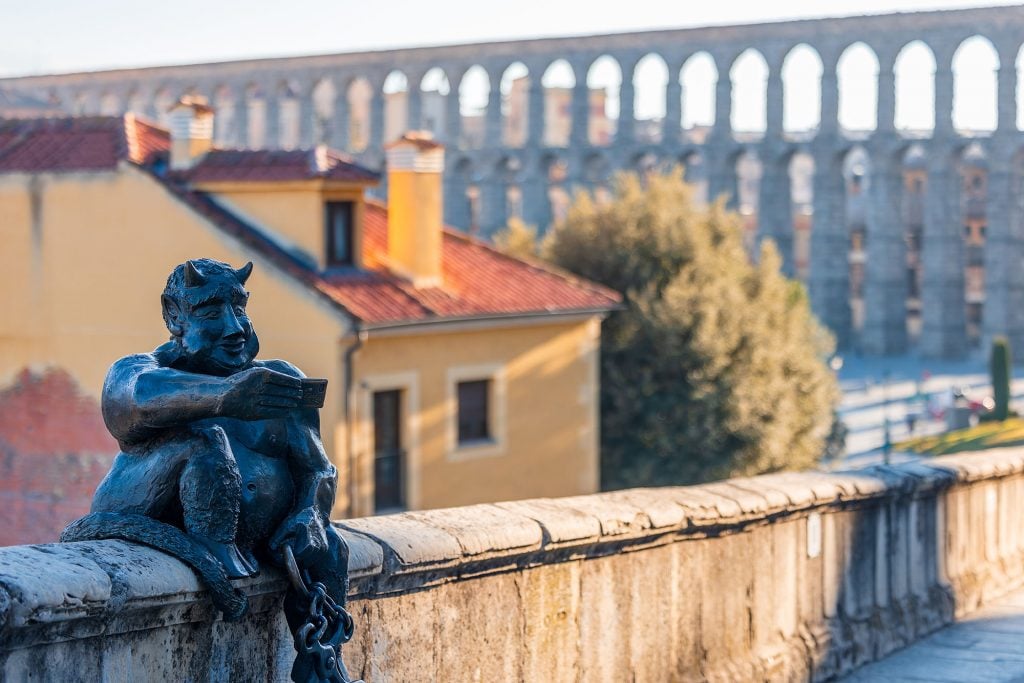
300, 379, 328, 408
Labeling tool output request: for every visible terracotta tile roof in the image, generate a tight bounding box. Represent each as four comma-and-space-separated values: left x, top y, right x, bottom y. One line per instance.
0, 115, 169, 173
125, 116, 171, 165
182, 147, 380, 184
315, 201, 621, 326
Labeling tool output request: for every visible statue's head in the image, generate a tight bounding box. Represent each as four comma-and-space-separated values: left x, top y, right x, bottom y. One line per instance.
161, 258, 259, 375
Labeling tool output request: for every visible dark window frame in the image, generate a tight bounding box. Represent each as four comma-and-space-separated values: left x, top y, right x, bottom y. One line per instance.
372, 388, 405, 512
325, 200, 355, 267
456, 379, 492, 444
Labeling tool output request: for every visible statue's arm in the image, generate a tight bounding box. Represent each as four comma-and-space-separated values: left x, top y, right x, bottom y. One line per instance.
262, 360, 339, 558
103, 354, 303, 443
102, 354, 228, 442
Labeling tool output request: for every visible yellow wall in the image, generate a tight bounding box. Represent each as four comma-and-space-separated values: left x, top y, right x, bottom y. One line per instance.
200, 181, 367, 270
0, 165, 353, 507
351, 318, 601, 516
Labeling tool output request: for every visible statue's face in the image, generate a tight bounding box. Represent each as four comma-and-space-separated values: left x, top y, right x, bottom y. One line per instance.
173, 278, 258, 375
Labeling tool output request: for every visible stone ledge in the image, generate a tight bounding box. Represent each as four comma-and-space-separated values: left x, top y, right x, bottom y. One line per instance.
3, 449, 1023, 650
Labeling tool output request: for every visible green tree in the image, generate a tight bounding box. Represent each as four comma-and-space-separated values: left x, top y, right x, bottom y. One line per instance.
544, 169, 840, 487
991, 336, 1012, 421
492, 217, 540, 260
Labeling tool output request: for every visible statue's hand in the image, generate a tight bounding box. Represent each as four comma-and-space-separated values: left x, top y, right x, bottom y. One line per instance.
269, 507, 329, 564
220, 367, 303, 420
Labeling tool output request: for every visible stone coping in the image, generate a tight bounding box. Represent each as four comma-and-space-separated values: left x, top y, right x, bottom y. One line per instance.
2, 448, 1023, 648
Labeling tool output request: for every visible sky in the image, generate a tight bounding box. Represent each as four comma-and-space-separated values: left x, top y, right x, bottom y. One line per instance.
0, 0, 1016, 131
0, 0, 1016, 77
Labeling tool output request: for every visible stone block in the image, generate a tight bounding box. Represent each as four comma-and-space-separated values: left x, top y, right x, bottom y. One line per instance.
494, 498, 601, 546
726, 475, 802, 512
338, 514, 462, 568
335, 526, 385, 577
518, 561, 582, 681
700, 482, 774, 517
667, 486, 744, 525
406, 503, 543, 557
547, 493, 654, 538
0, 543, 113, 628
624, 545, 678, 680
578, 554, 633, 680
699, 533, 755, 680
434, 573, 524, 681
670, 540, 704, 680
602, 487, 688, 529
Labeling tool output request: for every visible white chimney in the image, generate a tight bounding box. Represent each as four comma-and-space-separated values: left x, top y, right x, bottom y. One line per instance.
168, 96, 214, 171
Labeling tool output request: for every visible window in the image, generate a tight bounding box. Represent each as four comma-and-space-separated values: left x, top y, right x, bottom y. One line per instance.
325, 201, 354, 266
373, 389, 405, 511
457, 379, 490, 443
447, 364, 505, 460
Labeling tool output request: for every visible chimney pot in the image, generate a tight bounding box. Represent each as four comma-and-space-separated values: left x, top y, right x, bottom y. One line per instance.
168, 95, 215, 171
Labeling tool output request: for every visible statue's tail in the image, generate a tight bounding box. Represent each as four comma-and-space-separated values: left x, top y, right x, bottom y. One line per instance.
60, 512, 248, 621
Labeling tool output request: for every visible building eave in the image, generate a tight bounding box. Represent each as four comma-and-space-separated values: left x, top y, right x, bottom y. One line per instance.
356, 306, 617, 338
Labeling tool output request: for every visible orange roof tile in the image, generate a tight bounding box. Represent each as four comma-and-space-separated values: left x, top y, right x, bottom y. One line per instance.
182, 147, 379, 184
0, 115, 168, 172
312, 201, 620, 326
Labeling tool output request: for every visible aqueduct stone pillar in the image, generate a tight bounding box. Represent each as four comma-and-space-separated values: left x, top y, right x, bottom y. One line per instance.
407, 83, 423, 132
617, 61, 636, 144
665, 71, 682, 141
527, 77, 544, 148
264, 92, 281, 149
862, 147, 909, 355
331, 91, 349, 151
920, 58, 968, 359
445, 81, 462, 145
234, 91, 250, 149
810, 146, 852, 349
485, 66, 503, 146
298, 94, 316, 148
570, 63, 590, 148
758, 150, 794, 274
983, 146, 1024, 352
369, 89, 385, 151
920, 150, 968, 358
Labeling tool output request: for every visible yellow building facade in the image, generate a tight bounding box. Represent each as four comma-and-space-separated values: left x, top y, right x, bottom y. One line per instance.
0, 113, 617, 524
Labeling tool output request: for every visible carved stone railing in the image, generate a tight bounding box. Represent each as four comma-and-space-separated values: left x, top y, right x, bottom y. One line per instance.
3, 449, 1024, 681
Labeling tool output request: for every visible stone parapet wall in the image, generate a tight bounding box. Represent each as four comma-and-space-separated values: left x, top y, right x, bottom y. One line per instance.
3, 449, 1024, 681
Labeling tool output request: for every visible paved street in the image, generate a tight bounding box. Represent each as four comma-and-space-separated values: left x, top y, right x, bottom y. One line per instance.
842, 585, 1024, 682
830, 355, 1024, 469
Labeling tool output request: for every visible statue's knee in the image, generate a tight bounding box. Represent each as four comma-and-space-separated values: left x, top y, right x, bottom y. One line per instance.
181, 426, 240, 489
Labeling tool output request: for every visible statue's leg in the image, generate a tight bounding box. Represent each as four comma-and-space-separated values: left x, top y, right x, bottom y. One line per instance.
284, 524, 351, 632
179, 425, 255, 579
92, 439, 197, 517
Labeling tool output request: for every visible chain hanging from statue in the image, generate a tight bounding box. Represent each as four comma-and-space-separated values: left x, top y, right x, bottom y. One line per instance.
285, 546, 363, 683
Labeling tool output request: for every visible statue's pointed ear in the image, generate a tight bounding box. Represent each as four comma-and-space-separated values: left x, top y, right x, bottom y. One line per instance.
162, 294, 184, 337
234, 261, 253, 285
184, 260, 206, 288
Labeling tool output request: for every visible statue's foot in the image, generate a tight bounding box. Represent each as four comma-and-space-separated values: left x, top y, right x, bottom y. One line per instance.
241, 548, 260, 576
193, 535, 259, 579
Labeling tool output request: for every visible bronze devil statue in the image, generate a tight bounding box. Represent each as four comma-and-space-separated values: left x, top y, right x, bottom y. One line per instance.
62, 258, 360, 682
